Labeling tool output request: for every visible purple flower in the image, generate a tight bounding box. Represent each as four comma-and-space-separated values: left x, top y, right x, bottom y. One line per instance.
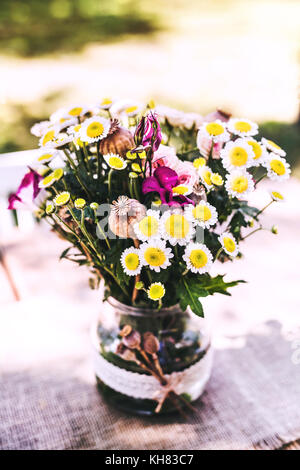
142, 166, 194, 206
134, 113, 162, 152
8, 168, 43, 210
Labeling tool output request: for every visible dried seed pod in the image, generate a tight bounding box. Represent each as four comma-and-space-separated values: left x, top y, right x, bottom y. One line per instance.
191, 182, 207, 204
99, 120, 134, 157
116, 342, 127, 355
108, 196, 146, 238
122, 330, 141, 349
120, 325, 132, 338
143, 332, 160, 355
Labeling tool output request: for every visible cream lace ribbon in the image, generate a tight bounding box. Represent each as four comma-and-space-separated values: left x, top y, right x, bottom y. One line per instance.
92, 346, 213, 401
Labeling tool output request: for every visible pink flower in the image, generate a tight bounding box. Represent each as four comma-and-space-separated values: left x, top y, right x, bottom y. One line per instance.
152, 145, 179, 170
134, 113, 162, 152
8, 168, 43, 210
173, 161, 198, 188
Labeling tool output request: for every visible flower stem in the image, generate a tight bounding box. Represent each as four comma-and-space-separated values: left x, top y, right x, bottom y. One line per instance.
256, 200, 274, 217
214, 246, 223, 261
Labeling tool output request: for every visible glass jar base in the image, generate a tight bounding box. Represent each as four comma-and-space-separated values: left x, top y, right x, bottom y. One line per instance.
96, 377, 190, 416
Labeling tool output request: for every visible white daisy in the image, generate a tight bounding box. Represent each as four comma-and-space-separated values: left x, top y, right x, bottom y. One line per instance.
35, 149, 60, 165
225, 170, 254, 198
246, 138, 268, 166
264, 153, 291, 181
47, 133, 73, 149
39, 173, 55, 189
65, 104, 88, 119
227, 118, 258, 137
218, 232, 239, 257
186, 200, 218, 229
269, 190, 284, 202
31, 121, 51, 137
103, 153, 127, 170
67, 124, 82, 136
261, 138, 286, 157
133, 209, 160, 242
220, 138, 255, 171
98, 97, 115, 110
39, 128, 59, 147
198, 120, 230, 143
199, 165, 213, 190
183, 243, 213, 274
79, 116, 110, 143
147, 282, 165, 301
110, 99, 144, 120
160, 209, 194, 246
140, 240, 173, 273
120, 247, 142, 276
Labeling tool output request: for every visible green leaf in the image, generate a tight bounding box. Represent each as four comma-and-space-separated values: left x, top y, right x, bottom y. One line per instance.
59, 246, 71, 260
178, 277, 208, 317
199, 274, 246, 296
116, 261, 130, 286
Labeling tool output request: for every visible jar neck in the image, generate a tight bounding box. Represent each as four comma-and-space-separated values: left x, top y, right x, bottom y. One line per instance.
106, 296, 183, 318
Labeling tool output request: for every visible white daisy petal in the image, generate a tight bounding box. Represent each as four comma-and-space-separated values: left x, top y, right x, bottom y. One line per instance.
225, 170, 255, 198
133, 209, 160, 242
220, 138, 255, 171
261, 138, 286, 157
183, 243, 213, 274
79, 116, 110, 144
160, 209, 195, 246
139, 240, 173, 273
186, 201, 218, 229
246, 138, 268, 166
218, 232, 239, 257
199, 165, 213, 190
228, 118, 258, 137
120, 247, 142, 276
103, 153, 127, 170
263, 153, 291, 181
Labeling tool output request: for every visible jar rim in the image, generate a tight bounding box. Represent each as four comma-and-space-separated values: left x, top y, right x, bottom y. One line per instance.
106, 296, 183, 317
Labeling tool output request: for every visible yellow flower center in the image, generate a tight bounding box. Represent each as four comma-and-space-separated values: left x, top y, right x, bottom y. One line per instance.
229, 146, 248, 166
86, 122, 104, 138
138, 216, 159, 237
234, 121, 252, 132
223, 237, 236, 253
101, 98, 112, 106
189, 249, 208, 268
125, 105, 138, 114
205, 123, 225, 136
193, 157, 206, 169
124, 253, 140, 271
131, 163, 142, 172
41, 174, 54, 186
144, 247, 166, 267
247, 140, 262, 160
108, 156, 124, 169
68, 107, 83, 116
42, 130, 55, 145
271, 191, 284, 200
74, 198, 86, 209
148, 284, 165, 300
202, 169, 212, 186
268, 139, 281, 150
231, 175, 248, 193
165, 214, 190, 239
53, 168, 64, 180
193, 205, 212, 222
38, 153, 53, 162
74, 124, 81, 133
270, 159, 285, 175
211, 173, 223, 185
55, 192, 70, 206
172, 185, 189, 195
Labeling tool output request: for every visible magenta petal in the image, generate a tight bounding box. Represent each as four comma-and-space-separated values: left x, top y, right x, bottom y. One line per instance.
142, 176, 162, 195
154, 166, 178, 190
7, 193, 22, 210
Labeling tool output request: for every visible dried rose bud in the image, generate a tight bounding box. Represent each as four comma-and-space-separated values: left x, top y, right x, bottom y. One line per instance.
122, 330, 141, 349
120, 325, 132, 338
116, 342, 127, 355
143, 332, 160, 355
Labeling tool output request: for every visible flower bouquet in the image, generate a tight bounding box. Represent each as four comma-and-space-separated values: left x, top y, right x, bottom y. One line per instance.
9, 98, 290, 415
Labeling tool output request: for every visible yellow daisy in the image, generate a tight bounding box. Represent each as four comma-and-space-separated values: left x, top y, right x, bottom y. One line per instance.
134, 209, 160, 242
140, 240, 173, 272
225, 170, 254, 198
79, 116, 110, 143
198, 120, 230, 143
264, 154, 291, 181
186, 200, 218, 229
160, 210, 194, 246
54, 191, 71, 207
228, 118, 258, 137
261, 138, 286, 157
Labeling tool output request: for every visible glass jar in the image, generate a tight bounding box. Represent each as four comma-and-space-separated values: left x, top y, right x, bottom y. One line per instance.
91, 297, 213, 416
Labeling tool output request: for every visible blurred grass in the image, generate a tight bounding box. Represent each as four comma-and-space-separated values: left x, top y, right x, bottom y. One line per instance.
0, 0, 160, 56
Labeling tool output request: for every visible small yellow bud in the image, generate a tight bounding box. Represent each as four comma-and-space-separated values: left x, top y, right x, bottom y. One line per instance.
271, 225, 278, 234
135, 281, 144, 290
193, 157, 206, 169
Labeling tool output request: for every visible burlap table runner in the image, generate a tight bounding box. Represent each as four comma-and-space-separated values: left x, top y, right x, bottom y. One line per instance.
0, 297, 299, 451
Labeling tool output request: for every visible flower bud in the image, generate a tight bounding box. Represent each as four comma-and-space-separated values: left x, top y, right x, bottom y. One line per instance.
271, 225, 278, 234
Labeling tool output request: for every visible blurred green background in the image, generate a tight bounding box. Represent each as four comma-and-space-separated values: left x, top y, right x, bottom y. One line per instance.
0, 0, 299, 174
